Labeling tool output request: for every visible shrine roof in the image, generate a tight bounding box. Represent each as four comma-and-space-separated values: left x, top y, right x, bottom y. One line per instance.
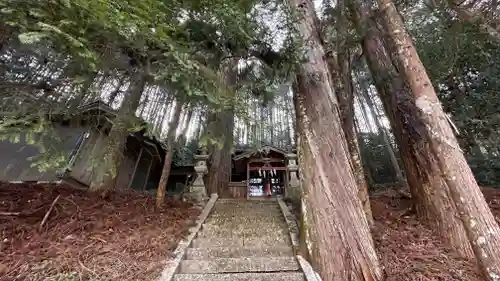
233, 145, 292, 161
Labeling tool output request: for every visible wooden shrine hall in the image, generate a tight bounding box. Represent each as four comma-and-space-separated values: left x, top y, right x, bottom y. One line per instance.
187, 145, 300, 201
226, 145, 299, 199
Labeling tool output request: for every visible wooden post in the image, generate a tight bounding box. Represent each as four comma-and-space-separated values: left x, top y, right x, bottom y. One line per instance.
128, 147, 144, 190
284, 168, 289, 197
246, 161, 250, 199
142, 150, 154, 191
65, 131, 90, 175
286, 153, 299, 200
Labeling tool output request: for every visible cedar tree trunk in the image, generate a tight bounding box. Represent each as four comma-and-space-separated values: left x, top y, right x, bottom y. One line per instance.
89, 70, 147, 194
327, 54, 373, 226
156, 99, 183, 208
348, 0, 475, 259
378, 0, 500, 278
288, 0, 383, 280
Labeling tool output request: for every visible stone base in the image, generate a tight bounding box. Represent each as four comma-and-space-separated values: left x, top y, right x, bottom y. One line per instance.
286, 183, 301, 201
185, 184, 208, 203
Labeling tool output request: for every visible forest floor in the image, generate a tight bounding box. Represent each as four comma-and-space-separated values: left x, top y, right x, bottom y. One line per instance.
0, 182, 201, 281
1, 183, 499, 281
370, 186, 500, 281
285, 186, 500, 281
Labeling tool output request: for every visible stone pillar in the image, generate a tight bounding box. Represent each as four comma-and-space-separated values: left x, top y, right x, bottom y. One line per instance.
187, 151, 209, 202
286, 153, 300, 200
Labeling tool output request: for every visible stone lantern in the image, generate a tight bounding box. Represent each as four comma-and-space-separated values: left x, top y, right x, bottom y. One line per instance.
187, 149, 209, 202
286, 153, 300, 200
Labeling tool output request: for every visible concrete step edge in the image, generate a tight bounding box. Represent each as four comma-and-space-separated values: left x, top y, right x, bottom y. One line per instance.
178, 257, 300, 274
185, 246, 294, 259
191, 237, 291, 248
173, 272, 305, 281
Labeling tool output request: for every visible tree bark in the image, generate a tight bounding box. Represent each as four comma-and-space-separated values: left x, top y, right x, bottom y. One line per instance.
0, 25, 13, 53
357, 78, 404, 183
284, 89, 294, 149
348, 0, 476, 259
89, 70, 147, 194
193, 110, 205, 144
446, 0, 500, 42
355, 117, 377, 187
107, 75, 126, 105
288, 0, 383, 280
68, 71, 98, 110
155, 95, 172, 137
327, 50, 373, 225
205, 109, 235, 195
206, 60, 237, 196
379, 0, 500, 278
177, 106, 194, 147
156, 99, 183, 208
337, 2, 374, 224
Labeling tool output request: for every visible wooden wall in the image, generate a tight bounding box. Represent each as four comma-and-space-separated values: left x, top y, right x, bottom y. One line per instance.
225, 182, 247, 198
0, 125, 86, 182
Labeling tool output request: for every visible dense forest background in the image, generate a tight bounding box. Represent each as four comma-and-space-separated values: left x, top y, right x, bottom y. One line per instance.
1, 0, 500, 280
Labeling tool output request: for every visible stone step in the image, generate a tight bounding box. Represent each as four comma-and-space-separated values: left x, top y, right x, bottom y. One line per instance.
212, 207, 281, 214
211, 207, 282, 212
200, 221, 288, 230
191, 237, 291, 248
185, 246, 294, 259
202, 220, 288, 226
214, 201, 278, 205
201, 223, 289, 233
197, 227, 289, 238
212, 210, 281, 213
217, 199, 279, 204
207, 214, 285, 221
173, 272, 305, 281
213, 206, 280, 210
217, 198, 278, 202
213, 205, 280, 209
205, 216, 286, 223
212, 205, 280, 211
204, 220, 286, 225
178, 257, 300, 274
213, 206, 280, 211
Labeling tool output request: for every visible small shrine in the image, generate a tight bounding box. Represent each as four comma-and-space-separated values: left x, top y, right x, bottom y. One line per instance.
229, 145, 299, 199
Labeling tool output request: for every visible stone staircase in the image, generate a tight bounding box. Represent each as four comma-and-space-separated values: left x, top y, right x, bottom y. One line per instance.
172, 199, 306, 281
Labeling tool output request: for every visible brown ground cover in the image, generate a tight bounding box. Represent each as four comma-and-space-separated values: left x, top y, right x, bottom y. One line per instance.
0, 182, 200, 281
2, 182, 499, 281
369, 187, 500, 281
287, 187, 500, 280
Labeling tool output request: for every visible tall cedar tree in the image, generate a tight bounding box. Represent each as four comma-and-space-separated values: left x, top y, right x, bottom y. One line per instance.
378, 0, 500, 278
327, 0, 373, 225
206, 59, 237, 196
288, 0, 383, 279
156, 99, 183, 208
347, 0, 474, 258
356, 80, 404, 183
89, 70, 147, 194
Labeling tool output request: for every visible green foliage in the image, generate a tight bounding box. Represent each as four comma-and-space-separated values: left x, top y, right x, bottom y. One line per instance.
198, 127, 226, 150
0, 0, 304, 180
468, 153, 500, 185
1, 0, 295, 106
358, 132, 401, 185
18, 32, 47, 44
172, 145, 196, 167
410, 7, 500, 185
0, 116, 71, 172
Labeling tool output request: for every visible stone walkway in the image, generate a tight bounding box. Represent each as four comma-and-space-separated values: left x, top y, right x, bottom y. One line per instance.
172, 199, 306, 281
